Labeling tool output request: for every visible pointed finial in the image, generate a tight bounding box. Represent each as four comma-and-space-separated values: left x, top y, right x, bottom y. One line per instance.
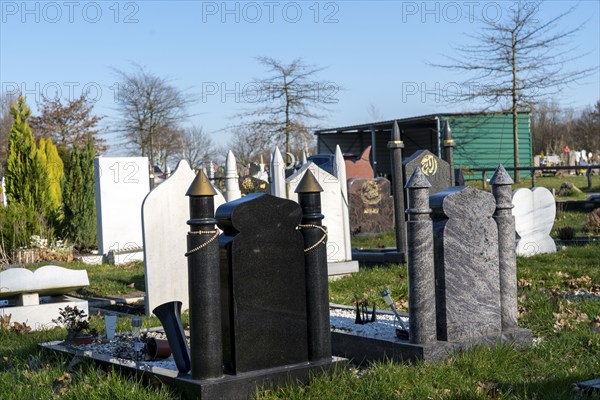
259, 154, 264, 165
490, 164, 514, 185
443, 121, 455, 147
393, 120, 400, 140
444, 121, 451, 140
186, 170, 217, 196
388, 121, 404, 149
405, 167, 432, 189
295, 169, 323, 193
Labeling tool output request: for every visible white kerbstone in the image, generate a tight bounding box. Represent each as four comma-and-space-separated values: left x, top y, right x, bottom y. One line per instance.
286, 162, 359, 276
512, 187, 557, 256
142, 160, 225, 315
0, 296, 88, 331
94, 157, 150, 255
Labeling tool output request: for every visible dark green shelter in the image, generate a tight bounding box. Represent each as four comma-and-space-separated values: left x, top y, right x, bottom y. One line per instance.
314, 112, 532, 179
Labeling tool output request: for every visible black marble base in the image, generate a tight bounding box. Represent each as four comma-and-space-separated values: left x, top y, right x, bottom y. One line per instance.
39, 341, 346, 400
332, 328, 532, 365
351, 249, 405, 265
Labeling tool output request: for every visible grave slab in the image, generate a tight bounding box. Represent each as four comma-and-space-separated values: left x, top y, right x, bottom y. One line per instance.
40, 340, 345, 400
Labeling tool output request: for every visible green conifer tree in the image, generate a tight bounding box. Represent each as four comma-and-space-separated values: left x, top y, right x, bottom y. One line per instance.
38, 137, 64, 220
3, 97, 50, 249
62, 137, 97, 249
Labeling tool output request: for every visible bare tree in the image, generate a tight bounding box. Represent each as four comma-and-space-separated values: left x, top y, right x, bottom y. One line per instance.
226, 126, 272, 168
576, 101, 600, 153
28, 94, 106, 154
174, 125, 215, 170
367, 103, 384, 121
236, 57, 337, 155
432, 1, 596, 181
112, 64, 193, 169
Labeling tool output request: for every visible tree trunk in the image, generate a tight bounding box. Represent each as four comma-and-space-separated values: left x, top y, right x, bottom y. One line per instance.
512, 31, 520, 183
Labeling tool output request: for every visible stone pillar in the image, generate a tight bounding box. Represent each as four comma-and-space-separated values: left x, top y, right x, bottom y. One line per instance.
225, 150, 242, 201
405, 167, 437, 344
443, 121, 455, 187
296, 170, 332, 361
490, 164, 518, 330
186, 170, 223, 379
388, 121, 408, 259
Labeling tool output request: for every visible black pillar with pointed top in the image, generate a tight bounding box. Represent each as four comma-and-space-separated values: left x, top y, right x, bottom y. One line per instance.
388, 121, 407, 259
296, 170, 332, 362
443, 121, 455, 187
186, 170, 223, 380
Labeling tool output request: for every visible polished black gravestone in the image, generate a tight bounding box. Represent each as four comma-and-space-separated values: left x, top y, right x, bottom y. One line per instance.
41, 182, 345, 400
403, 150, 452, 197
216, 193, 308, 373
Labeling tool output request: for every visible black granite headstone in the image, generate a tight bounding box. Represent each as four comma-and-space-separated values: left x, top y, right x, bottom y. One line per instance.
403, 150, 452, 196
216, 193, 308, 373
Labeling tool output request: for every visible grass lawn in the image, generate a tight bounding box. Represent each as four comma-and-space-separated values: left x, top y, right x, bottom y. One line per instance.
1, 244, 599, 399
465, 174, 600, 200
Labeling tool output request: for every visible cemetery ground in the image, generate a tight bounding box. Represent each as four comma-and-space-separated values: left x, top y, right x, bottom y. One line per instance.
0, 242, 598, 399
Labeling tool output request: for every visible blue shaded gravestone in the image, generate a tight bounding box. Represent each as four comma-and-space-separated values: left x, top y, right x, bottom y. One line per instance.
216, 193, 309, 373
430, 186, 502, 341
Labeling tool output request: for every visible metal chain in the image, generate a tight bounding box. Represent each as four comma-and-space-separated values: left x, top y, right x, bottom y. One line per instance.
298, 224, 328, 254
184, 230, 220, 257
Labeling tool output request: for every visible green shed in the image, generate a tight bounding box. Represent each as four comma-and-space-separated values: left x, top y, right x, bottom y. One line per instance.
314, 112, 532, 179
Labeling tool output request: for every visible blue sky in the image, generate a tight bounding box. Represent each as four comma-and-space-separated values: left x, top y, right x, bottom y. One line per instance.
1, 1, 599, 155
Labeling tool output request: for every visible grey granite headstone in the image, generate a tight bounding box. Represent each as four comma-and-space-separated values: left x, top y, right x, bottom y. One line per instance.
216, 194, 308, 373
403, 150, 452, 196
430, 186, 502, 341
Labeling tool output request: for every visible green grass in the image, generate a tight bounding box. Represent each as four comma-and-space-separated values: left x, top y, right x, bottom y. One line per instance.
350, 231, 396, 249
465, 174, 599, 200
64, 261, 145, 298
2, 245, 599, 399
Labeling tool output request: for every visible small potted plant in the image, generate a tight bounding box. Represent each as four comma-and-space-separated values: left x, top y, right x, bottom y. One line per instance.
53, 306, 97, 344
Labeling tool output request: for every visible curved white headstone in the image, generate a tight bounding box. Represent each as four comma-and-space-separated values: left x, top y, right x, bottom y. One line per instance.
142, 160, 225, 315
512, 187, 556, 257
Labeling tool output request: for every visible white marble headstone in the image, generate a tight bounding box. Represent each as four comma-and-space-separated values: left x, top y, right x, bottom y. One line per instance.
142, 160, 225, 315
286, 162, 359, 276
512, 187, 557, 257
94, 157, 150, 256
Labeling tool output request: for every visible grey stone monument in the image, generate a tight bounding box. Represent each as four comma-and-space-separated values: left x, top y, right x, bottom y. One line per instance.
430, 185, 502, 341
